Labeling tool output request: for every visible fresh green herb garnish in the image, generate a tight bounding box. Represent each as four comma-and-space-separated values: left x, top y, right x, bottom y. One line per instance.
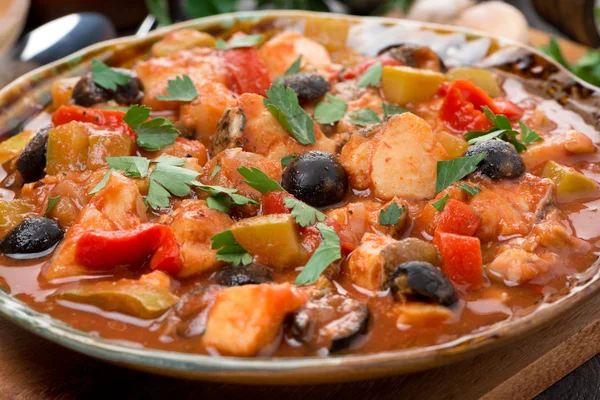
382, 102, 408, 119
44, 196, 61, 216
91, 59, 130, 91
237, 166, 284, 194
274, 56, 303, 84
283, 197, 327, 227
314, 95, 347, 124
458, 184, 482, 196
519, 121, 543, 144
123, 105, 179, 151
357, 61, 382, 88
106, 156, 150, 178
348, 108, 381, 127
264, 84, 316, 145
146, 162, 200, 209
281, 154, 297, 167
432, 194, 450, 212
156, 75, 198, 102
295, 222, 342, 285
89, 169, 113, 195
145, 0, 172, 26
435, 153, 486, 194
216, 34, 263, 50
210, 165, 221, 179
196, 184, 258, 213
379, 202, 403, 225
210, 230, 253, 266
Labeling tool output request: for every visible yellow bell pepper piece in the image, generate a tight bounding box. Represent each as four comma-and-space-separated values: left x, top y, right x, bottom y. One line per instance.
46, 122, 89, 175
542, 161, 597, 197
0, 130, 36, 165
436, 130, 469, 159
382, 66, 446, 106
446, 67, 502, 97
304, 17, 350, 52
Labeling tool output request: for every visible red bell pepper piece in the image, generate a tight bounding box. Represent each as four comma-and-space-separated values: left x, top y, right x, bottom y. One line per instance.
435, 199, 481, 236
75, 224, 182, 274
342, 57, 402, 80
52, 106, 136, 138
434, 231, 483, 290
222, 46, 271, 96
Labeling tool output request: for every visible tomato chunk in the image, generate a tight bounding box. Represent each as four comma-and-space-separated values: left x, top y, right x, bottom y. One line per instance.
223, 47, 271, 96
434, 231, 483, 290
436, 199, 481, 236
52, 106, 136, 138
261, 191, 292, 214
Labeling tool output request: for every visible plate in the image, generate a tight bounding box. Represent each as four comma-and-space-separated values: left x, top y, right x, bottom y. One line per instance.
0, 10, 599, 384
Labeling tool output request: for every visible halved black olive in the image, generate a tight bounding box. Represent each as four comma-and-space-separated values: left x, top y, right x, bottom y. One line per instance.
72, 69, 144, 107
214, 263, 273, 287
15, 126, 50, 183
282, 72, 330, 103
464, 140, 525, 179
290, 295, 369, 353
387, 261, 458, 306
281, 151, 347, 207
174, 285, 221, 338
0, 217, 64, 259
378, 43, 446, 72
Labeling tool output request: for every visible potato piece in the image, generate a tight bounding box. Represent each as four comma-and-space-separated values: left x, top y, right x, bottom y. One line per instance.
542, 161, 597, 198
395, 303, 453, 327
382, 66, 445, 106
46, 122, 89, 175
53, 280, 178, 319
0, 200, 36, 238
304, 17, 350, 52
446, 67, 501, 97
230, 214, 307, 269
202, 283, 307, 356
87, 130, 133, 170
51, 77, 79, 108
0, 130, 36, 165
152, 29, 216, 57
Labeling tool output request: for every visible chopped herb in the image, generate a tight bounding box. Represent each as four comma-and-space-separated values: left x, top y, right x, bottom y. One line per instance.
237, 166, 284, 194
264, 84, 316, 145
295, 222, 341, 285
379, 202, 403, 225
348, 108, 381, 127
89, 169, 113, 195
91, 59, 130, 91
215, 34, 263, 50
123, 105, 179, 151
206, 196, 232, 213
145, 0, 172, 26
314, 95, 347, 124
210, 165, 221, 179
196, 184, 258, 213
152, 155, 186, 166
383, 102, 408, 119
274, 56, 303, 84
357, 61, 382, 88
458, 184, 482, 196
155, 75, 198, 102
106, 156, 150, 178
281, 154, 297, 167
210, 230, 253, 266
519, 121, 542, 144
435, 153, 486, 194
283, 197, 327, 227
432, 194, 450, 212
44, 196, 61, 216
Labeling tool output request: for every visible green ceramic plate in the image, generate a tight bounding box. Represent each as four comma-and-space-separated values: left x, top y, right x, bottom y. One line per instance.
0, 10, 599, 384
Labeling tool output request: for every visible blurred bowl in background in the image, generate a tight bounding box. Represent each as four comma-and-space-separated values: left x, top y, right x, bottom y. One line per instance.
0, 0, 30, 55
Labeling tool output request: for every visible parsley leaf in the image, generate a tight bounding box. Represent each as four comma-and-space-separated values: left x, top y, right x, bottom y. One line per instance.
210, 165, 221, 179
210, 230, 253, 266
123, 105, 179, 151
89, 169, 113, 195
295, 222, 342, 285
348, 108, 381, 127
264, 84, 316, 145
281, 154, 297, 167
237, 166, 284, 194
357, 61, 382, 88
432, 194, 450, 212
519, 121, 542, 144
155, 75, 198, 102
283, 197, 327, 227
383, 102, 408, 119
106, 156, 150, 178
44, 196, 61, 216
435, 153, 486, 194
379, 202, 403, 225
206, 196, 232, 213
196, 184, 258, 213
458, 184, 481, 196
314, 95, 347, 124
146, 0, 172, 26
91, 59, 130, 91
274, 56, 303, 84
216, 34, 263, 50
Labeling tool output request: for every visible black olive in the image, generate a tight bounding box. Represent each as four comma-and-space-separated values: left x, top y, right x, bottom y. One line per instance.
282, 72, 330, 103
464, 140, 525, 179
15, 127, 50, 183
214, 263, 273, 287
290, 295, 369, 353
377, 43, 446, 72
281, 151, 347, 207
0, 217, 64, 259
175, 285, 221, 338
387, 261, 458, 306
72, 69, 144, 107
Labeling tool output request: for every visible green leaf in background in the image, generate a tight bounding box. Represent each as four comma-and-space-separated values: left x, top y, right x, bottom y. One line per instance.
145, 0, 172, 26
539, 37, 570, 69
383, 102, 408, 119
372, 0, 416, 15
540, 37, 600, 88
186, 0, 238, 18
216, 34, 264, 50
